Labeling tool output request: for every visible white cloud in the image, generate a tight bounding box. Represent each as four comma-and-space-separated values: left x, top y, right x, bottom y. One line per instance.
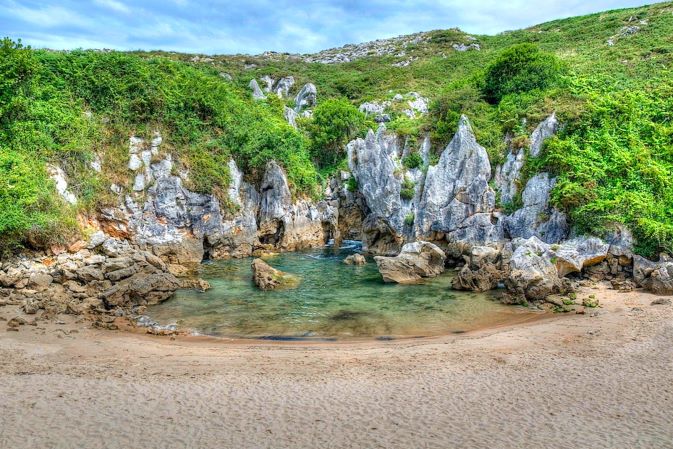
94, 0, 131, 14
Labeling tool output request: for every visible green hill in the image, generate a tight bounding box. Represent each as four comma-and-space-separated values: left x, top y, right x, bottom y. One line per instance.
1, 1, 672, 255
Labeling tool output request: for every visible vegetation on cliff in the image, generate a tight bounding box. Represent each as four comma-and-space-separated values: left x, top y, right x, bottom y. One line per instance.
1, 2, 673, 255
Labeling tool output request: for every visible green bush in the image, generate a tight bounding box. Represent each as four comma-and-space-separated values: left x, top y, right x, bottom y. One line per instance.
404, 213, 415, 226
402, 152, 423, 169
307, 98, 366, 169
483, 44, 564, 104
400, 177, 415, 200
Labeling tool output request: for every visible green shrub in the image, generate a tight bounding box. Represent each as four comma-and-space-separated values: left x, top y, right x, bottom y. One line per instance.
346, 176, 358, 192
307, 98, 366, 170
483, 44, 564, 104
402, 152, 423, 169
400, 177, 415, 200
404, 213, 415, 226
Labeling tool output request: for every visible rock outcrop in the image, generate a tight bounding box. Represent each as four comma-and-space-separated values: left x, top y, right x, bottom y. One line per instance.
452, 246, 505, 292
294, 83, 317, 112
251, 258, 299, 290
249, 79, 266, 100
374, 241, 446, 284
0, 234, 183, 323
504, 173, 568, 244
416, 116, 499, 248
553, 237, 610, 277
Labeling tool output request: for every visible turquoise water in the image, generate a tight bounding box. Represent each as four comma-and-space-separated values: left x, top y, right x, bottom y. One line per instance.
146, 242, 534, 340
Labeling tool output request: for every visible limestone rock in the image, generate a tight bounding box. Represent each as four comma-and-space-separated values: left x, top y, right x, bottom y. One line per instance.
47, 165, 77, 205
294, 83, 317, 112
529, 113, 559, 158
284, 106, 298, 129
505, 237, 561, 300
504, 173, 568, 244
275, 76, 295, 98
343, 254, 366, 265
634, 255, 673, 295
452, 246, 505, 292
374, 241, 446, 284
552, 237, 610, 277
416, 116, 496, 241
249, 79, 266, 100
251, 258, 299, 290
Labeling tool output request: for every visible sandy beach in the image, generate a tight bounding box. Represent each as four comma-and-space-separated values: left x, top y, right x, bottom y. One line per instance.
1, 285, 672, 449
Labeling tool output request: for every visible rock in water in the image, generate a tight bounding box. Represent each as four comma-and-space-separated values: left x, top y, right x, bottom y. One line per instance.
343, 254, 366, 265
374, 241, 446, 284
251, 258, 299, 290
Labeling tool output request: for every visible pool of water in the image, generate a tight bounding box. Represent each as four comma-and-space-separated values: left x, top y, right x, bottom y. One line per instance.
145, 242, 536, 340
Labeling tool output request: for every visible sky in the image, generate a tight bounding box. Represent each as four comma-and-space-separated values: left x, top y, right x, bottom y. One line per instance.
0, 0, 654, 55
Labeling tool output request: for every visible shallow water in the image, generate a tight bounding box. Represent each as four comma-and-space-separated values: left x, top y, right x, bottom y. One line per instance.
146, 242, 535, 340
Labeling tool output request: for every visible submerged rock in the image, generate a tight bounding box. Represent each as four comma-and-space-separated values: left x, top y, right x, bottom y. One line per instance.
343, 254, 366, 265
374, 241, 446, 284
251, 258, 299, 290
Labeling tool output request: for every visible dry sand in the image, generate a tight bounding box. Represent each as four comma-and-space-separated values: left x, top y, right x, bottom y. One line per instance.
1, 285, 672, 449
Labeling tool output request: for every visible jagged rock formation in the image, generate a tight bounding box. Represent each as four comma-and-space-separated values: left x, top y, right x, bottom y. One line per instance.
416, 116, 499, 248
634, 255, 673, 295
249, 79, 266, 100
374, 241, 446, 284
294, 83, 317, 112
504, 173, 568, 244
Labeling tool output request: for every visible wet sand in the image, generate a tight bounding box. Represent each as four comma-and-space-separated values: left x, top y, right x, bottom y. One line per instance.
1, 285, 672, 449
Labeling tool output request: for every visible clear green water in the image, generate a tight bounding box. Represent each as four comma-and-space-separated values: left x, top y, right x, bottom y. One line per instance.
145, 243, 535, 340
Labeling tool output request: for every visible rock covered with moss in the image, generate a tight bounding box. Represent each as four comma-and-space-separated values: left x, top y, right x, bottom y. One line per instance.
251, 258, 300, 290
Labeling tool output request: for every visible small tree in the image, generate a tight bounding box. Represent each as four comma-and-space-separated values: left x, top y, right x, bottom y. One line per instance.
483, 43, 563, 104
308, 98, 366, 169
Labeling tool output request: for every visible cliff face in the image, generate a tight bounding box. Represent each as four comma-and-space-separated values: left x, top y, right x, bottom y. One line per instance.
48, 113, 570, 264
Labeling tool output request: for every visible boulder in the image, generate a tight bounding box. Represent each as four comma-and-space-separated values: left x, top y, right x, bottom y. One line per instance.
343, 254, 366, 265
374, 241, 446, 284
505, 237, 561, 301
552, 237, 610, 277
634, 255, 673, 295
452, 246, 504, 292
251, 258, 299, 290
275, 76, 295, 98
529, 113, 559, 158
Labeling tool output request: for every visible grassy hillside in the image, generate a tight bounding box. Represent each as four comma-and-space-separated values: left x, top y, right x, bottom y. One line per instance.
1, 2, 673, 255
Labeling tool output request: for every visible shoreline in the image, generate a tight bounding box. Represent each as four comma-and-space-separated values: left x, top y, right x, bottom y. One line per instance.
2, 284, 672, 448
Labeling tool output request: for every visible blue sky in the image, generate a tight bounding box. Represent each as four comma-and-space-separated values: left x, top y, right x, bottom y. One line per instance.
1, 0, 653, 54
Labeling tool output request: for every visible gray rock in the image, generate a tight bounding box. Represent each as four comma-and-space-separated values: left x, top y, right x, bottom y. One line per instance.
374, 241, 446, 284
294, 83, 317, 112
87, 231, 107, 249
494, 148, 525, 206
416, 116, 495, 238
249, 79, 266, 100
260, 75, 274, 92
552, 237, 610, 277
284, 106, 298, 129
634, 255, 673, 295
47, 165, 77, 205
529, 113, 559, 158
275, 76, 295, 98
28, 272, 53, 290
77, 266, 105, 282
128, 154, 143, 171
504, 173, 568, 244
505, 237, 561, 301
